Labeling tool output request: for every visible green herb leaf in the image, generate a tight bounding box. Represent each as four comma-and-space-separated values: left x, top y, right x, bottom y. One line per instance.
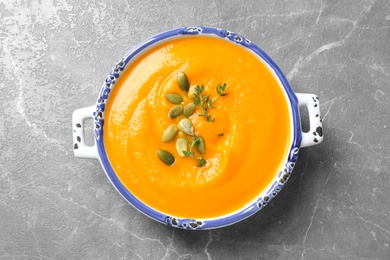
192, 83, 228, 122
182, 150, 193, 157
192, 136, 201, 146
216, 83, 228, 97
183, 136, 207, 167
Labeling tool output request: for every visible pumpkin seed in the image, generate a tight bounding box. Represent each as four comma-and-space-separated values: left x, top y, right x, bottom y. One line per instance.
183, 103, 195, 117
175, 138, 188, 157
157, 150, 175, 166
188, 85, 198, 99
168, 105, 183, 118
177, 71, 189, 91
178, 118, 194, 136
196, 136, 205, 154
165, 94, 183, 104
162, 124, 178, 142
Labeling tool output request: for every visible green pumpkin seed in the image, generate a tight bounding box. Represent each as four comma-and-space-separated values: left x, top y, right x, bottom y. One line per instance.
178, 118, 194, 136
162, 124, 178, 142
165, 94, 183, 104
175, 138, 188, 157
157, 150, 175, 166
183, 103, 195, 117
177, 71, 189, 91
168, 105, 183, 118
196, 136, 205, 154
188, 85, 198, 99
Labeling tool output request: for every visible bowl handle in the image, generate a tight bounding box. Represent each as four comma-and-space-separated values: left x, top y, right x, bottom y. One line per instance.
72, 106, 99, 159
296, 93, 324, 148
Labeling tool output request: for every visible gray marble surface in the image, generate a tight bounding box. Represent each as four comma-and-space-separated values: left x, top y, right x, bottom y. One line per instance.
1, 0, 389, 259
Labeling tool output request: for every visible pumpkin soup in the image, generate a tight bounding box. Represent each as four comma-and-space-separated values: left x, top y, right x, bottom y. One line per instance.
104, 36, 291, 219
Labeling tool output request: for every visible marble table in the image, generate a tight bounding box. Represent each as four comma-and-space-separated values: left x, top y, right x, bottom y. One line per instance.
1, 0, 389, 259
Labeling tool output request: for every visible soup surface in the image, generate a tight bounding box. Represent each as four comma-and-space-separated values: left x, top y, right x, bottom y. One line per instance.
104, 36, 291, 219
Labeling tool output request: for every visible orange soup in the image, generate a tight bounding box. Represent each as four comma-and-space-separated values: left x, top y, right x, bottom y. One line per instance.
104, 36, 291, 219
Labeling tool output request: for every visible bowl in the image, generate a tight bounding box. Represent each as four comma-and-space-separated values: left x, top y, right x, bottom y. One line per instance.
72, 26, 323, 229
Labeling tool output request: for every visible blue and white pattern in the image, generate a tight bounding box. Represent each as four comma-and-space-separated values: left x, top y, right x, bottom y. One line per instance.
91, 27, 302, 229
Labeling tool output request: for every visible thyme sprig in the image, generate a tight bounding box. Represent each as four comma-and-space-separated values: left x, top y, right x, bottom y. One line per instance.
215, 83, 228, 97
183, 136, 207, 167
193, 83, 228, 122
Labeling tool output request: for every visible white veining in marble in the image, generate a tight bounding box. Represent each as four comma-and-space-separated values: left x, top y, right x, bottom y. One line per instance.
0, 0, 389, 259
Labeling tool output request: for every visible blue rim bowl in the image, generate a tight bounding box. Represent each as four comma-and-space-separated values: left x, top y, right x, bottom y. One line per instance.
93, 26, 302, 229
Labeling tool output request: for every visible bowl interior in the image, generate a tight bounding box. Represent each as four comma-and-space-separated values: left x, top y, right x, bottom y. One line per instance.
93, 27, 302, 229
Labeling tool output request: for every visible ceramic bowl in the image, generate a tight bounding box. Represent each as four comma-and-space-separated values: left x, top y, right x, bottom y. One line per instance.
72, 26, 323, 229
